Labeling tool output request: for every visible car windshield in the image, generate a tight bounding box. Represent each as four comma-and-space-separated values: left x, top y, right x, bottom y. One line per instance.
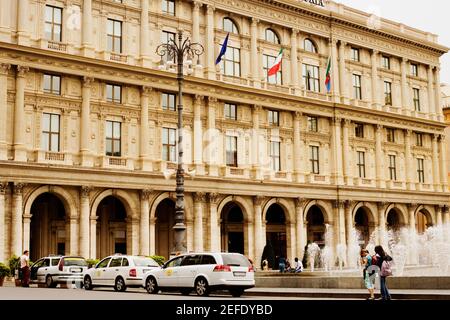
133, 257, 159, 267
221, 254, 251, 267
63, 258, 88, 267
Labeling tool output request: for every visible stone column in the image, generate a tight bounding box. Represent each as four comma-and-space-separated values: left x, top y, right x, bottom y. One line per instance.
253, 196, 264, 269
208, 193, 220, 252
295, 199, 306, 260
69, 216, 79, 255
89, 215, 97, 259
329, 39, 340, 102
131, 218, 140, 255
408, 204, 418, 265
405, 130, 414, 190
149, 217, 156, 254
331, 117, 344, 185
79, 186, 90, 259
336, 200, 346, 261
17, 0, 30, 45
290, 29, 299, 89
205, 5, 215, 80
81, 77, 94, 166
378, 202, 387, 248
428, 66, 436, 120
0, 182, 7, 262
371, 50, 381, 109
0, 64, 10, 160
22, 213, 31, 254
432, 134, 441, 192
82, 0, 94, 57
0, 0, 12, 42
439, 135, 448, 191
140, 0, 151, 66
344, 201, 353, 267
434, 67, 443, 122
192, 1, 202, 77
140, 86, 152, 171
139, 189, 151, 256
14, 66, 29, 162
193, 95, 204, 173
11, 183, 24, 256
252, 105, 262, 180
193, 192, 205, 252
342, 119, 352, 185
293, 112, 304, 183
375, 124, 385, 188
401, 58, 410, 115
436, 205, 443, 227
206, 97, 218, 176
250, 18, 260, 86
338, 41, 348, 103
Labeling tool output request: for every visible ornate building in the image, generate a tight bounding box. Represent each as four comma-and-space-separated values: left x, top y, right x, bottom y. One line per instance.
0, 0, 449, 268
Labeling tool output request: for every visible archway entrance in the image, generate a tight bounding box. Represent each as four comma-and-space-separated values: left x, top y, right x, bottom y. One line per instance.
265, 203, 287, 260
220, 202, 244, 254
416, 211, 430, 234
96, 196, 127, 258
155, 198, 175, 259
306, 205, 326, 248
30, 193, 66, 261
386, 209, 402, 231
354, 208, 371, 247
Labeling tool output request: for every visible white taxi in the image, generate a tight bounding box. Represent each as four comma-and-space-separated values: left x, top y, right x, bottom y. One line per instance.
143, 252, 255, 297
83, 254, 160, 292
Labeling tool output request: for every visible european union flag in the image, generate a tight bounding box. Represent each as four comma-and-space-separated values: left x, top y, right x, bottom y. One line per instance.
215, 33, 230, 65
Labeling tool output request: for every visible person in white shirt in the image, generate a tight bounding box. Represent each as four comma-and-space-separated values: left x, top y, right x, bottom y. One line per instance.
292, 257, 303, 273
20, 250, 30, 287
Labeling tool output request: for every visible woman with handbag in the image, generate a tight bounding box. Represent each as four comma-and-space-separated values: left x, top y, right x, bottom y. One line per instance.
374, 246, 393, 300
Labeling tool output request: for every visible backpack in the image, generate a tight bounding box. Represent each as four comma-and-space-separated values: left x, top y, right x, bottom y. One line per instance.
371, 255, 378, 266
381, 260, 393, 277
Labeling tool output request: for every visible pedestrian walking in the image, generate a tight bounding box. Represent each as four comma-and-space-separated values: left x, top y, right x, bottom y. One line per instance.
20, 250, 30, 287
360, 249, 375, 300
374, 245, 393, 300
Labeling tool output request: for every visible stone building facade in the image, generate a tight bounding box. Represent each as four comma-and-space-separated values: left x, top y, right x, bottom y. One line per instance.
0, 0, 449, 267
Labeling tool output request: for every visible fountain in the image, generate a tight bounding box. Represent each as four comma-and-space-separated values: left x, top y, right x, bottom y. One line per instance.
336, 244, 346, 270
307, 243, 320, 272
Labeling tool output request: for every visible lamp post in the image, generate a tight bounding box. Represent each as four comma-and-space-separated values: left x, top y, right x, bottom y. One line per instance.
156, 30, 204, 255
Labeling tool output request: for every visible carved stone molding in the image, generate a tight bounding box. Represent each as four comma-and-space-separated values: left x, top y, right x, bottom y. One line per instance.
17, 65, 29, 77
193, 192, 206, 203
0, 63, 11, 75
13, 183, 25, 195
141, 86, 153, 96
81, 186, 91, 198
253, 195, 265, 207
141, 189, 153, 201
83, 76, 94, 87
0, 182, 8, 194
208, 192, 220, 205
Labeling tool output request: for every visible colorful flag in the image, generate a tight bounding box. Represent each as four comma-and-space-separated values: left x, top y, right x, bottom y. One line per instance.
215, 33, 230, 65
268, 49, 283, 76
325, 56, 331, 93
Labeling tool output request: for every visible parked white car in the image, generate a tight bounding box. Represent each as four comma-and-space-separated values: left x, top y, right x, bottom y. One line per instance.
143, 252, 255, 297
83, 254, 160, 292
30, 255, 88, 288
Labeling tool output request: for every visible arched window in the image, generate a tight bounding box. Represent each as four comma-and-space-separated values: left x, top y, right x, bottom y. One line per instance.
265, 29, 280, 44
304, 38, 318, 53
223, 18, 239, 34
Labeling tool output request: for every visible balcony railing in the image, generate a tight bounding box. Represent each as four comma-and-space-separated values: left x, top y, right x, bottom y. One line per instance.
229, 167, 244, 175
47, 41, 67, 52
275, 172, 287, 179
108, 157, 127, 166
45, 152, 65, 161
109, 52, 128, 63
167, 162, 178, 170
314, 175, 326, 182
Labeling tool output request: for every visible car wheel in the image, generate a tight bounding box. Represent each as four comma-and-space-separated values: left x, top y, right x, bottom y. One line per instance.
84, 276, 93, 291
230, 288, 244, 297
46, 275, 55, 288
114, 277, 127, 292
145, 277, 159, 294
195, 277, 209, 297
180, 289, 191, 296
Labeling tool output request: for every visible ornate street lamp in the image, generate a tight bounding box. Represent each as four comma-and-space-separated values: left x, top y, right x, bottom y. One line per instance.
156, 30, 204, 255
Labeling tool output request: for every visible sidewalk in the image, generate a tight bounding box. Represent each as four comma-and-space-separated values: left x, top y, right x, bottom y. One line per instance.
244, 287, 450, 300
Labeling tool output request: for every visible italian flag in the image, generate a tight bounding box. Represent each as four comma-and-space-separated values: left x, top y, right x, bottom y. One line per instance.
268, 49, 283, 76
325, 56, 332, 93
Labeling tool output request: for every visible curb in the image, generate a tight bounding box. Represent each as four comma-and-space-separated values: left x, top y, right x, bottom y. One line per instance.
243, 291, 450, 300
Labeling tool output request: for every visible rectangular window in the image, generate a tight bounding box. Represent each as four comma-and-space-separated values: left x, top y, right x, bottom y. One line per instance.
226, 136, 238, 167
162, 0, 175, 16
387, 128, 395, 143
310, 145, 319, 174
222, 47, 240, 77
384, 81, 392, 106
411, 63, 418, 77
416, 132, 423, 147
389, 155, 397, 181
413, 88, 421, 112
352, 74, 362, 100
357, 151, 366, 178
417, 158, 425, 183
43, 74, 61, 95
162, 127, 176, 162
106, 84, 122, 103
270, 141, 281, 172
45, 5, 62, 42
355, 123, 364, 138
41, 113, 60, 152
263, 54, 282, 85
107, 19, 122, 53
308, 116, 318, 132
382, 56, 390, 69
224, 103, 237, 120
351, 47, 360, 62
106, 121, 121, 157
161, 31, 176, 62
162, 93, 176, 111
302, 64, 320, 92
268, 110, 279, 126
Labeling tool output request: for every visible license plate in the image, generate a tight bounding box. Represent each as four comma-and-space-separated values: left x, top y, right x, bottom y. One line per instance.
71, 268, 82, 273
233, 271, 246, 277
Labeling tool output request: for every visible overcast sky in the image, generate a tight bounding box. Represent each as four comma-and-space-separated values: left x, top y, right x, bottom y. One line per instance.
335, 0, 450, 84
